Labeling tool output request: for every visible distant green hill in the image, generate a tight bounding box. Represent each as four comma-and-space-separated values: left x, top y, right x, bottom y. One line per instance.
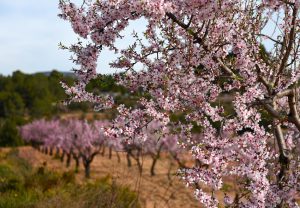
34, 71, 75, 78
0, 69, 139, 147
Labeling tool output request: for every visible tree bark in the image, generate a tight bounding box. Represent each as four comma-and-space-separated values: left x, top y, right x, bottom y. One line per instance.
116, 151, 121, 163
132, 150, 142, 174
150, 156, 158, 176
74, 157, 80, 173
167, 160, 174, 185
66, 153, 71, 167
83, 160, 91, 178
136, 157, 143, 174
109, 147, 112, 159
60, 150, 65, 162
55, 147, 60, 157
126, 152, 132, 167
101, 146, 105, 156
150, 145, 163, 176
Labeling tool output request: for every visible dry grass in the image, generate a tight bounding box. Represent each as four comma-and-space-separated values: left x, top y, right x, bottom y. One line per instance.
18, 146, 200, 208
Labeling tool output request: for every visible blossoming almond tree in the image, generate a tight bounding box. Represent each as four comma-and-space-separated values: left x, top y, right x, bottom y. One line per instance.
21, 119, 58, 154
57, 119, 75, 167
20, 120, 45, 150
94, 119, 121, 161
73, 119, 107, 178
59, 0, 300, 207
105, 102, 170, 173
21, 119, 110, 178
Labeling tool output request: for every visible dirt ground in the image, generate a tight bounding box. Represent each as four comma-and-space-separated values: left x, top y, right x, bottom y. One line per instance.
17, 146, 200, 208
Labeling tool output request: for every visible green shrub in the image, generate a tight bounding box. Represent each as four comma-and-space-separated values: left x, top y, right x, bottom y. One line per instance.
24, 168, 61, 192
0, 149, 140, 208
0, 120, 24, 147
61, 171, 76, 184
0, 165, 22, 192
78, 177, 140, 208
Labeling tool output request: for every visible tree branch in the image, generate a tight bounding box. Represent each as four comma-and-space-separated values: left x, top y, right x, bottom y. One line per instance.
273, 6, 298, 86
166, 12, 238, 79
287, 88, 300, 131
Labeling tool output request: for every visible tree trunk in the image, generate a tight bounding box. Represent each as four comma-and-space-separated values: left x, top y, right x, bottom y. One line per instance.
150, 146, 162, 176
171, 153, 186, 168
126, 153, 132, 167
109, 147, 112, 159
60, 150, 65, 162
74, 157, 80, 173
49, 147, 53, 156
273, 101, 291, 202
136, 158, 143, 174
167, 160, 174, 185
83, 160, 91, 178
66, 153, 71, 167
150, 157, 158, 176
45, 147, 48, 154
55, 147, 60, 157
134, 150, 143, 174
129, 150, 142, 174
101, 146, 105, 156
116, 152, 121, 163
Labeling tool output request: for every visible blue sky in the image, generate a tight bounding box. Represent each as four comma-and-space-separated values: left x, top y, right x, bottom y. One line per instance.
0, 1, 276, 76
0, 0, 146, 76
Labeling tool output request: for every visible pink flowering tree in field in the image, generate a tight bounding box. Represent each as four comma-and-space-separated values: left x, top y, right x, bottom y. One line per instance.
105, 103, 169, 174
141, 121, 182, 176
94, 120, 120, 161
59, 0, 300, 207
21, 119, 110, 177
71, 119, 107, 178
55, 120, 74, 167
43, 120, 61, 156
63, 119, 82, 171
20, 120, 43, 150
142, 121, 166, 176
20, 119, 55, 154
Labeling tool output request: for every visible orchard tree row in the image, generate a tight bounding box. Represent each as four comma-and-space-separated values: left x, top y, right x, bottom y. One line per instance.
20, 118, 191, 179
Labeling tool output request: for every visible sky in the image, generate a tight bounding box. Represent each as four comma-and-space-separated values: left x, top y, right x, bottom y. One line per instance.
0, 0, 146, 76
0, 1, 277, 76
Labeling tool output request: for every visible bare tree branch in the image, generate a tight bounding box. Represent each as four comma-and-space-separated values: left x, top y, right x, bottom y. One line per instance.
273, 6, 298, 86
288, 88, 300, 131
